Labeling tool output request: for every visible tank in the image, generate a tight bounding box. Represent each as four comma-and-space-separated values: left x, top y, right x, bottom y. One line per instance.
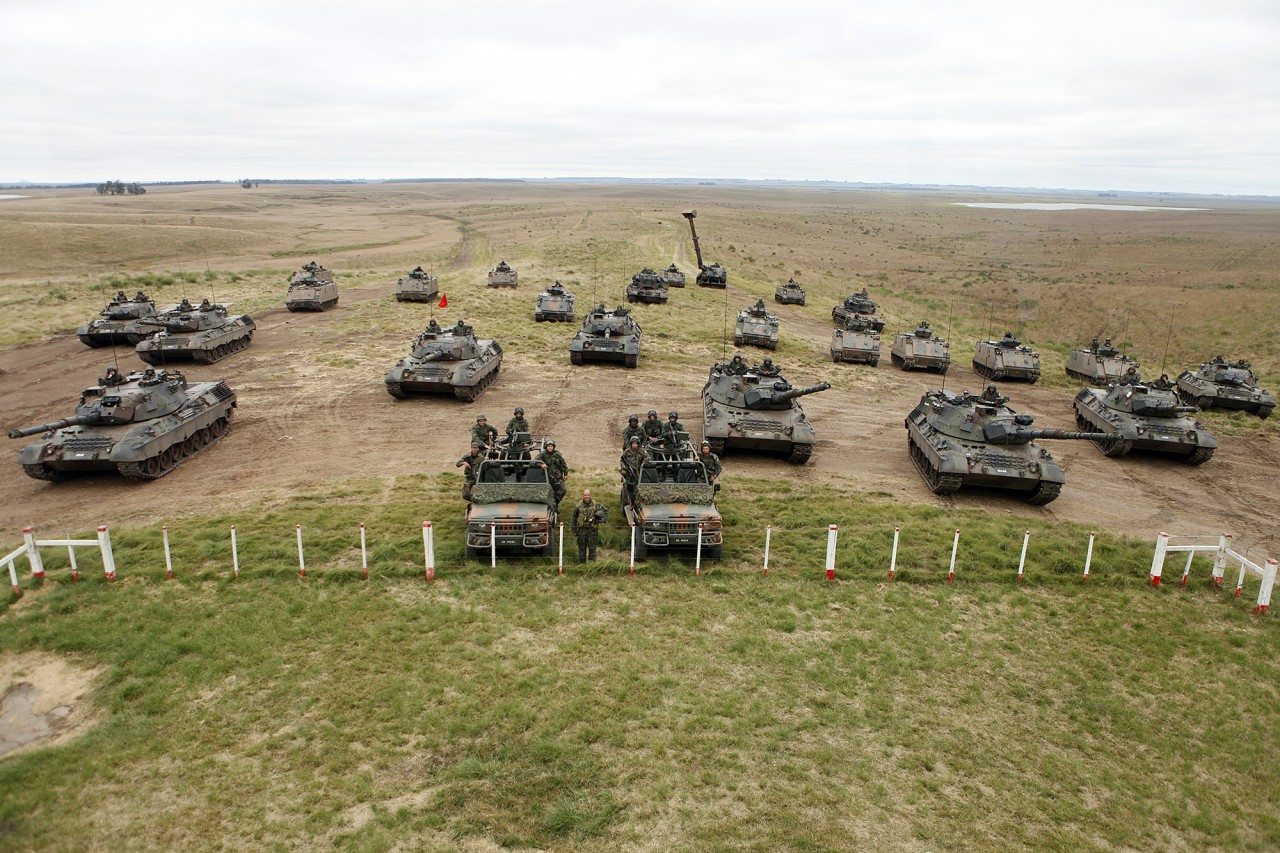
626, 268, 669, 304
10, 367, 236, 482
891, 321, 951, 373
1176, 356, 1275, 418
620, 438, 723, 559
385, 321, 503, 401
464, 436, 559, 559
661, 264, 686, 287
1066, 338, 1139, 385
905, 388, 1108, 504
830, 314, 881, 365
285, 262, 338, 312
134, 299, 256, 365
1074, 379, 1217, 464
972, 332, 1041, 383
534, 281, 575, 322
774, 278, 806, 305
568, 304, 642, 368
733, 300, 780, 350
76, 290, 158, 347
487, 260, 518, 288
681, 210, 728, 287
701, 363, 831, 463
831, 288, 886, 331
395, 266, 440, 303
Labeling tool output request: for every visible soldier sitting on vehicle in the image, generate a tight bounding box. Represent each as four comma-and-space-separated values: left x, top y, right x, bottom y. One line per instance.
622, 414, 646, 448
1152, 373, 1174, 391
724, 353, 749, 375
1119, 366, 1141, 386
756, 356, 780, 378
662, 411, 686, 447
471, 414, 497, 449
750, 298, 767, 316
425, 318, 443, 335
456, 442, 486, 502
641, 410, 664, 441
620, 437, 646, 503
452, 319, 473, 337
979, 384, 1008, 406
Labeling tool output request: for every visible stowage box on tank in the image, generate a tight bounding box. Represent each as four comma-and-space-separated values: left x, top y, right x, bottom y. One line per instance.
135, 299, 255, 365
10, 367, 236, 482
534, 281, 575, 322
385, 320, 503, 401
395, 266, 440, 303
972, 332, 1040, 383
77, 290, 158, 347
568, 304, 642, 368
1074, 379, 1217, 464
701, 362, 830, 463
1066, 338, 1138, 385
1176, 356, 1275, 418
891, 321, 950, 373
285, 261, 338, 312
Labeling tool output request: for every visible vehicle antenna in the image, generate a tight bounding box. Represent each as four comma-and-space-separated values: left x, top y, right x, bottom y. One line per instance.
940, 302, 954, 395
721, 284, 730, 362
1160, 304, 1177, 376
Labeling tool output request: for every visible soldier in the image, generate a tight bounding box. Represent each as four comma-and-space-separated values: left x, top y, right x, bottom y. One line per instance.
540, 439, 569, 505
102, 367, 125, 386
199, 298, 212, 310
506, 407, 531, 467
470, 414, 497, 449
663, 411, 686, 447
980, 384, 1007, 405
756, 356, 780, 378
622, 414, 645, 448
1119, 365, 1141, 386
507, 407, 530, 442
699, 441, 722, 492
452, 319, 473, 336
114, 290, 128, 303
134, 290, 149, 303
572, 489, 608, 561
1152, 373, 1174, 391
725, 353, 749, 375
455, 442, 486, 502
751, 298, 767, 316
178, 297, 194, 312
425, 318, 443, 335
641, 410, 664, 440
621, 436, 646, 482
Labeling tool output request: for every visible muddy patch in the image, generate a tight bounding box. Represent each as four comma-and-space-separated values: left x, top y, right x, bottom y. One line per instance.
0, 652, 101, 759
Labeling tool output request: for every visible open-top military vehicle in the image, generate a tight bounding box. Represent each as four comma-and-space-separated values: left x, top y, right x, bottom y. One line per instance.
77, 290, 158, 347
891, 321, 951, 373
774, 278, 806, 305
702, 363, 831, 463
831, 288, 886, 331
534, 281, 575, 322
395, 266, 440, 303
10, 367, 236, 482
733, 299, 780, 349
621, 438, 723, 560
385, 320, 503, 401
830, 313, 881, 365
905, 388, 1107, 504
135, 299, 256, 365
1177, 356, 1275, 418
487, 260, 518, 288
661, 264, 686, 287
972, 332, 1041, 383
464, 435, 558, 559
1066, 338, 1138, 385
1074, 378, 1217, 464
285, 261, 338, 311
568, 304, 642, 368
626, 268, 669, 304
681, 210, 727, 287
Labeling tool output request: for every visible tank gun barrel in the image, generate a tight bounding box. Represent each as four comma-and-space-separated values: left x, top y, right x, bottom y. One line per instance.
774, 382, 832, 402
9, 414, 100, 439
682, 210, 706, 269
1028, 429, 1113, 441
983, 422, 1118, 445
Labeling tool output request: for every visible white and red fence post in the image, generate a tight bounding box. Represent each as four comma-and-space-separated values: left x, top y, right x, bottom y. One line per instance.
947, 528, 960, 583
162, 526, 174, 580
230, 525, 240, 578
629, 523, 636, 577
825, 524, 838, 581
489, 521, 497, 569
24, 527, 44, 579
695, 523, 703, 577
296, 525, 306, 578
359, 523, 368, 579
557, 522, 564, 575
1082, 531, 1096, 581
1016, 530, 1030, 583
888, 526, 900, 580
422, 521, 435, 581
763, 525, 771, 577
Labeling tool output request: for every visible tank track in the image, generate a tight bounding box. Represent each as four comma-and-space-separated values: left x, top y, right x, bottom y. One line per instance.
1024, 481, 1061, 505
117, 417, 230, 481
386, 381, 407, 399
787, 443, 812, 465
1184, 446, 1214, 465
908, 436, 962, 495
707, 437, 726, 455
569, 351, 584, 366
891, 353, 905, 368
191, 335, 252, 364
624, 354, 639, 369
22, 463, 69, 482
453, 364, 500, 402
79, 335, 109, 348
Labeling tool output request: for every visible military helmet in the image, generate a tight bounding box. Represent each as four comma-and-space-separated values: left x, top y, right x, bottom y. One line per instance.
514, 407, 524, 415
628, 414, 639, 423
545, 439, 555, 448
630, 437, 641, 446
647, 409, 657, 417
470, 441, 481, 449
763, 356, 773, 364
476, 414, 487, 422
701, 441, 711, 450
668, 411, 678, 419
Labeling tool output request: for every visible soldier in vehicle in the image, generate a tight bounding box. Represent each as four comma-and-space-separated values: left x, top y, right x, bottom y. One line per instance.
114, 290, 128, 303
641, 410, 664, 441
663, 411, 685, 447
199, 298, 213, 310
178, 297, 194, 312
725, 353, 749, 375
101, 366, 126, 386
452, 318, 473, 336
506, 407, 530, 443
572, 489, 608, 562
980, 384, 1007, 405
540, 439, 569, 506
750, 298, 767, 316
134, 290, 149, 302
621, 436, 646, 481
699, 441, 722, 492
756, 356, 780, 378
455, 442, 486, 501
1152, 373, 1174, 391
425, 318, 443, 335
1119, 365, 1141, 386
622, 414, 645, 448
470, 414, 497, 449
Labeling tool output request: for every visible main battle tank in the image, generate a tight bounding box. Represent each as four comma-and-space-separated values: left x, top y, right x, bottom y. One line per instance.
285, 261, 338, 312
831, 288, 886, 331
626, 268, 669, 304
395, 266, 440, 303
661, 264, 686, 287
1177, 356, 1275, 418
568, 304, 642, 368
487, 260, 518, 288
905, 388, 1107, 504
385, 321, 503, 401
733, 300, 780, 349
76, 290, 158, 347
891, 321, 950, 373
972, 332, 1040, 383
534, 281, 575, 322
701, 363, 831, 463
681, 210, 728, 287
830, 314, 881, 365
1074, 379, 1217, 464
774, 278, 806, 305
10, 367, 236, 482
1066, 338, 1138, 385
134, 299, 256, 365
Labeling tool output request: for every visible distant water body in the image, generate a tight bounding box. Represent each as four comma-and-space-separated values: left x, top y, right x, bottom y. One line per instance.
954, 202, 1211, 212
0, 195, 29, 201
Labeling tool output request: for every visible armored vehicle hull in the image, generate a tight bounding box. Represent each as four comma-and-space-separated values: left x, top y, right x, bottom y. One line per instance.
385, 325, 503, 401
891, 325, 950, 373
831, 327, 880, 364
135, 308, 255, 365
487, 261, 518, 288
734, 305, 780, 350
701, 364, 830, 463
620, 442, 723, 559
1066, 341, 1137, 385
1176, 358, 1275, 418
568, 305, 642, 368
464, 444, 557, 559
973, 335, 1040, 383
285, 281, 338, 311
831, 289, 885, 331
1074, 385, 1216, 464
534, 284, 575, 322
626, 269, 669, 304
661, 265, 686, 287
395, 268, 440, 302
774, 280, 806, 305
77, 294, 158, 347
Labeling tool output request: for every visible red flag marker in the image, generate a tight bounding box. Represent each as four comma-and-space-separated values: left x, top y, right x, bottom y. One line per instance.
438, 292, 448, 308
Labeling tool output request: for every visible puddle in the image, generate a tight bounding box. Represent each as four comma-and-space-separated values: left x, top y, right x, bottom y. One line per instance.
0, 652, 100, 759
0, 684, 73, 756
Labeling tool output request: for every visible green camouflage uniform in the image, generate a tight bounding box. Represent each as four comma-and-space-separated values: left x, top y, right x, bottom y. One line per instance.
540, 449, 569, 504
622, 423, 646, 448
641, 417, 664, 440
699, 450, 722, 485
470, 423, 498, 448
663, 419, 686, 446
455, 448, 486, 500
572, 499, 608, 561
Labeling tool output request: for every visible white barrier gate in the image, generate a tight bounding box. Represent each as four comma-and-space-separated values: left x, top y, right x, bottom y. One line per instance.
1151, 532, 1276, 614
1, 526, 117, 590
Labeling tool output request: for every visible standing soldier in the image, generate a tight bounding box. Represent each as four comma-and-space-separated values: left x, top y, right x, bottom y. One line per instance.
455, 442, 486, 501
699, 441, 722, 492
572, 489, 608, 561
470, 414, 497, 449
506, 407, 532, 460
663, 411, 686, 447
540, 439, 569, 506
620, 436, 646, 503
622, 414, 645, 448
641, 409, 664, 441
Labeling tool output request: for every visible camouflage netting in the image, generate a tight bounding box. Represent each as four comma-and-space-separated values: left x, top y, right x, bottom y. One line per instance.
635, 484, 715, 504
471, 483, 553, 504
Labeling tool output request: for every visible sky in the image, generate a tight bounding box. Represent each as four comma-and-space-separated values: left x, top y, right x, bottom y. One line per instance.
2, 0, 1278, 195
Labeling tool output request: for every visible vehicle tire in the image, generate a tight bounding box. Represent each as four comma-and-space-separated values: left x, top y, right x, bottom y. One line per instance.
706, 544, 723, 560
633, 538, 648, 561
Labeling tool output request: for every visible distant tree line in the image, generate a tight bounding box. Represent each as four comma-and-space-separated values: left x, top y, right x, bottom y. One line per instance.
95, 180, 146, 195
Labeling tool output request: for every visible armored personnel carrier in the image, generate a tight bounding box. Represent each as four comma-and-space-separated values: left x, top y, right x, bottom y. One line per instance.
1074, 379, 1217, 464
774, 278, 806, 306
681, 210, 727, 287
395, 266, 440, 303
831, 288, 886, 331
831, 314, 881, 365
568, 304, 642, 368
135, 299, 256, 365
621, 438, 723, 559
701, 363, 831, 463
77, 290, 158, 347
464, 436, 558, 559
891, 321, 951, 373
626, 268, 669, 304
733, 299, 780, 350
905, 388, 1106, 504
10, 367, 236, 482
661, 264, 686, 287
487, 260, 518, 288
1177, 356, 1275, 418
534, 281, 575, 322
385, 320, 503, 401
285, 261, 338, 311
1066, 338, 1138, 385
972, 332, 1041, 383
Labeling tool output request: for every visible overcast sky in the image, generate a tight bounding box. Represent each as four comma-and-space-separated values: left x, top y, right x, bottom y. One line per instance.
3, 0, 1278, 195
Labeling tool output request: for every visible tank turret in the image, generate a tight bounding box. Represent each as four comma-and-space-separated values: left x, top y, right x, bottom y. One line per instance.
135, 301, 255, 364
568, 305, 642, 368
742, 381, 831, 409
386, 324, 503, 401
702, 366, 830, 463
1074, 381, 1218, 464
681, 210, 727, 287
1176, 356, 1275, 418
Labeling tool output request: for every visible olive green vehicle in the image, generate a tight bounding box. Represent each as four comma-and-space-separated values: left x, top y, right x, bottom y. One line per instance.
891, 321, 951, 373
733, 299, 780, 350
1176, 356, 1275, 418
395, 266, 440, 303
77, 290, 158, 347
385, 321, 503, 401
774, 278, 806, 305
626, 268, 669, 304
620, 438, 723, 560
701, 362, 831, 463
285, 261, 338, 312
464, 436, 558, 559
661, 264, 686, 287
487, 260, 518, 288
534, 281, 575, 322
1074, 379, 1217, 464
972, 332, 1041, 383
10, 367, 236, 482
135, 299, 256, 365
830, 314, 881, 365
831, 288, 886, 331
1066, 338, 1139, 385
681, 210, 727, 287
568, 304, 642, 368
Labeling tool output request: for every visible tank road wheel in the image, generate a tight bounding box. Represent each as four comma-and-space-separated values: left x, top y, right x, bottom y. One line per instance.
831, 354, 840, 363
161, 444, 183, 470
768, 341, 777, 351
1100, 436, 1131, 458
79, 336, 106, 348
1027, 375, 1039, 385
633, 537, 648, 561
209, 417, 229, 439
181, 436, 197, 458
1024, 481, 1062, 506
191, 428, 209, 450
1259, 406, 1273, 420
1184, 447, 1215, 466
733, 336, 744, 346
138, 351, 159, 365
22, 463, 67, 482
386, 382, 407, 399
624, 354, 639, 369
535, 313, 544, 322
909, 436, 962, 496
787, 443, 812, 465
570, 351, 584, 366
972, 361, 989, 379
708, 437, 726, 455
869, 357, 879, 367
